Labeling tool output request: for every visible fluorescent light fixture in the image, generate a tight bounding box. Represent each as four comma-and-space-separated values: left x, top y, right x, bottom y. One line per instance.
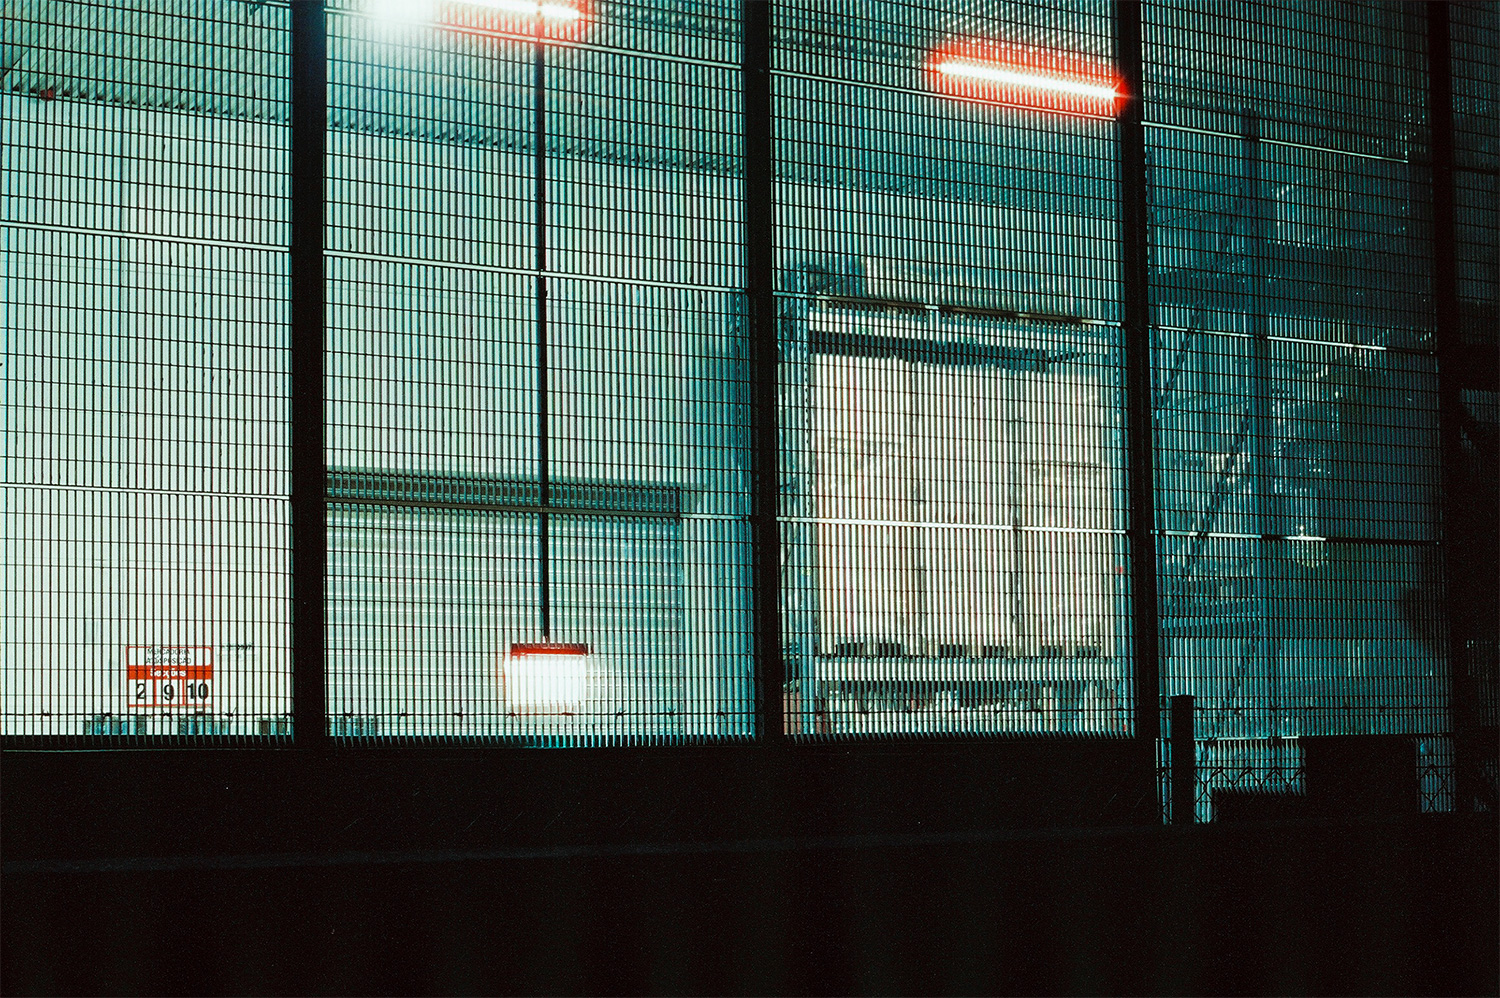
934, 58, 1118, 101
926, 41, 1121, 114
505, 642, 589, 713
465, 0, 583, 19
368, 0, 584, 24
367, 0, 435, 23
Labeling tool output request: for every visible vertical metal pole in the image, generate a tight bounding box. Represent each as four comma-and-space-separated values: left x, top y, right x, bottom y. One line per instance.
1114, 1, 1162, 771
744, 0, 783, 741
1426, 2, 1473, 810
535, 24, 552, 641
1241, 111, 1279, 737
290, 0, 327, 747
1170, 694, 1196, 823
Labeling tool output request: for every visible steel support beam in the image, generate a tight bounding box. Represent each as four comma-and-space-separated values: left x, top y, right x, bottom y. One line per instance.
1115, 2, 1163, 776
289, 0, 328, 748
744, 0, 783, 742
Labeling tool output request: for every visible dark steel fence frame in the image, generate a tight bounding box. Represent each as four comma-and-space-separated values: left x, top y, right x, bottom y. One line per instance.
1425, 1, 1480, 813
1, 1, 1482, 823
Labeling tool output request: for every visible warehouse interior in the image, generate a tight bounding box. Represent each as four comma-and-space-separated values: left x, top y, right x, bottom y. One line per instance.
2, 0, 1496, 993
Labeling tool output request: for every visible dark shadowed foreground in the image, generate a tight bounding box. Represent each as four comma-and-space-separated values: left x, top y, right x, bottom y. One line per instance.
4, 809, 1493, 996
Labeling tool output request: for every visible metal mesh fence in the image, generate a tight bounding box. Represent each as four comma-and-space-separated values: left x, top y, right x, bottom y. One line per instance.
773, 0, 1131, 739
2, 0, 292, 741
322, 0, 752, 742
1448, 1, 1498, 808
1144, 0, 1451, 811
1, 0, 1488, 792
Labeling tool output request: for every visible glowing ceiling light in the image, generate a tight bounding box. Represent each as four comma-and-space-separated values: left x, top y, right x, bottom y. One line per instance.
368, 0, 586, 27
368, 0, 435, 23
928, 40, 1122, 114
934, 58, 1119, 102
467, 0, 583, 19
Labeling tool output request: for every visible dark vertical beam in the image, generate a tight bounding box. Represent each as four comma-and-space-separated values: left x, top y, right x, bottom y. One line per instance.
1241, 111, 1279, 736
743, 0, 783, 741
535, 29, 551, 640
1170, 694, 1196, 823
1426, 2, 1474, 810
289, 0, 327, 747
1114, 1, 1162, 766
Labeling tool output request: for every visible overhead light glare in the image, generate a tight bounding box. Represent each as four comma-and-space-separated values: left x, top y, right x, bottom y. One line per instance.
368, 0, 588, 32
368, 0, 435, 23
934, 59, 1118, 101
928, 41, 1122, 115
468, 0, 584, 20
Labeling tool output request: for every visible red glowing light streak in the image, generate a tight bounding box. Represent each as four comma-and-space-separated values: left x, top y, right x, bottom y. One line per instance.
458, 0, 589, 38
927, 40, 1123, 116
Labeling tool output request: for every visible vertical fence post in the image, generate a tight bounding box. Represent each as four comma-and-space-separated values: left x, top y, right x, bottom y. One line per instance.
1170, 694, 1196, 823
535, 28, 552, 642
1114, 1, 1162, 792
1426, 2, 1474, 811
290, 0, 327, 748
1240, 111, 1280, 737
743, 0, 783, 743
